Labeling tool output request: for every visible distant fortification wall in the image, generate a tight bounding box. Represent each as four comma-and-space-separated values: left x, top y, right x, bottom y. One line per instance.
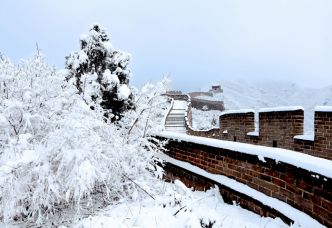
191, 98, 225, 111
188, 92, 225, 111
164, 93, 189, 101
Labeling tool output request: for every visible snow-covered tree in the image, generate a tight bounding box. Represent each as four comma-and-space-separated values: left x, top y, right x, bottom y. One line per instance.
65, 24, 134, 121
0, 51, 169, 224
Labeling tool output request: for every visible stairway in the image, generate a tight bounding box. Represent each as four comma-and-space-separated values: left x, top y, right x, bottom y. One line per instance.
165, 100, 187, 133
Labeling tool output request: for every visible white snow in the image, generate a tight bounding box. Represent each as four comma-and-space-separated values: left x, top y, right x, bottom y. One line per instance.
221, 109, 255, 116
195, 91, 224, 101
165, 100, 187, 133
78, 50, 88, 64
294, 134, 315, 141
102, 41, 114, 52
103, 69, 119, 85
66, 179, 292, 228
172, 100, 188, 109
196, 95, 222, 101
163, 98, 174, 130
156, 131, 332, 179
117, 84, 131, 100
191, 108, 222, 130
0, 53, 172, 224
247, 131, 259, 136
259, 106, 304, 113
315, 106, 332, 112
156, 153, 323, 228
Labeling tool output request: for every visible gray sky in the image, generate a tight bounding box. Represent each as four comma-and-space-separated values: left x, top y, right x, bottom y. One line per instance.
0, 0, 331, 91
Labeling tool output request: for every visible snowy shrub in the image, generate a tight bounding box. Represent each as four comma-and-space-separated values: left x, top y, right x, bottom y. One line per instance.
0, 52, 169, 223
65, 24, 134, 122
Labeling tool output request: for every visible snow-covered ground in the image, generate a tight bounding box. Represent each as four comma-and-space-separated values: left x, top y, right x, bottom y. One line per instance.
191, 108, 223, 130
199, 81, 332, 133
66, 179, 290, 228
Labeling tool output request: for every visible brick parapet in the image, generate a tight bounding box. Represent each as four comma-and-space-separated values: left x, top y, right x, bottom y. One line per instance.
220, 112, 255, 142
184, 104, 332, 160
259, 110, 304, 149
163, 163, 294, 225
158, 137, 332, 227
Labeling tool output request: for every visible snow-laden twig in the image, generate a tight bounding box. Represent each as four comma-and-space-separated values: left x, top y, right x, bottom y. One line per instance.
122, 174, 155, 200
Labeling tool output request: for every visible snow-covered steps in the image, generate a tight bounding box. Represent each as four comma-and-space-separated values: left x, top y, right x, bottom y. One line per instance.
164, 127, 186, 133
165, 100, 188, 133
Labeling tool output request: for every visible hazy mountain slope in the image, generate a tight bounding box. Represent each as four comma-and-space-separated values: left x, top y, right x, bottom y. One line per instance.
201, 81, 332, 134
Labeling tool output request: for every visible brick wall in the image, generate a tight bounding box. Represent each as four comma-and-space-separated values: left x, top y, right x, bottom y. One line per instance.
187, 92, 225, 111
165, 94, 190, 101
158, 137, 332, 227
220, 112, 255, 142
163, 163, 293, 225
188, 92, 212, 97
259, 109, 304, 150
185, 105, 332, 160
187, 127, 221, 139
293, 111, 332, 160
191, 98, 225, 111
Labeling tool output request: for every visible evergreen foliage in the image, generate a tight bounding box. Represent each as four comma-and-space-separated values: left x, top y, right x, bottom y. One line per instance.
65, 24, 134, 121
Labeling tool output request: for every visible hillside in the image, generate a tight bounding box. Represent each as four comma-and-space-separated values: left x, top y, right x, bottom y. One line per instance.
198, 81, 332, 133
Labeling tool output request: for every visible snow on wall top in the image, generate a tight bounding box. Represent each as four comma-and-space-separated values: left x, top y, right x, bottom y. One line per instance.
163, 98, 174, 129
259, 106, 304, 113
220, 109, 255, 116
247, 131, 259, 137
156, 153, 324, 228
294, 134, 314, 141
156, 131, 332, 179
315, 106, 332, 112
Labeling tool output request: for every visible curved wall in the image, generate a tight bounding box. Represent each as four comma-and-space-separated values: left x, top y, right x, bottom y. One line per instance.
158, 136, 332, 227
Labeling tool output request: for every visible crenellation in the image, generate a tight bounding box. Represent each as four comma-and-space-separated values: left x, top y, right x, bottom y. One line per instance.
182, 101, 332, 160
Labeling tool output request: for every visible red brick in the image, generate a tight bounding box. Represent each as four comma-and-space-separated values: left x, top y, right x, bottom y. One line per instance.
303, 191, 322, 206
272, 177, 286, 188
313, 205, 330, 221
322, 199, 332, 211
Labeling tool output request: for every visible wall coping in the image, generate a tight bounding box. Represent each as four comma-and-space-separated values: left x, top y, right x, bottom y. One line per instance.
315, 106, 332, 112
294, 134, 314, 141
186, 126, 220, 132
247, 131, 259, 137
156, 131, 332, 179
163, 97, 174, 130
220, 109, 255, 116
259, 106, 304, 113
156, 152, 323, 228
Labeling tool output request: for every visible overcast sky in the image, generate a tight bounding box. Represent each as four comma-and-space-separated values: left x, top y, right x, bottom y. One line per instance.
0, 0, 331, 91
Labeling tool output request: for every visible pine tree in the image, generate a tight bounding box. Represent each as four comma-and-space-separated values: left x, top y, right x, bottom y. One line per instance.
65, 24, 134, 121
